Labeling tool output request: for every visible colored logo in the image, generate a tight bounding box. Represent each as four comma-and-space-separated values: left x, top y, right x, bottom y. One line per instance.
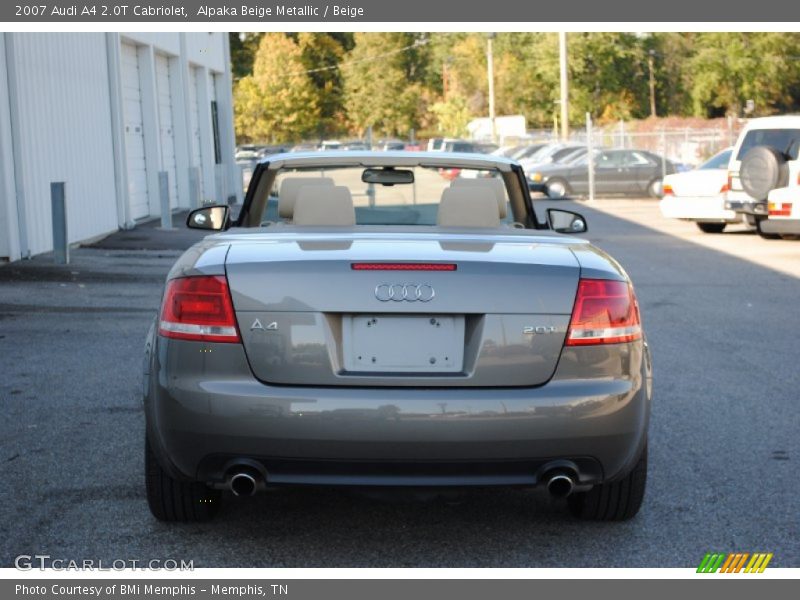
697, 553, 773, 573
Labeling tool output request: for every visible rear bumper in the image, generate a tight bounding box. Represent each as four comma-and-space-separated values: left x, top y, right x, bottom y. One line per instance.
724, 199, 768, 216
145, 337, 652, 488
659, 196, 738, 222
758, 218, 800, 235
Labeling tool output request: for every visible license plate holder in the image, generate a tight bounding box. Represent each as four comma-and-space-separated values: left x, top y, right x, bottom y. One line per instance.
342, 315, 464, 373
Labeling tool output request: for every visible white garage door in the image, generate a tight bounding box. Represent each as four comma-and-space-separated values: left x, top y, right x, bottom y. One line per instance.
187, 66, 204, 203
155, 54, 178, 209
121, 43, 150, 220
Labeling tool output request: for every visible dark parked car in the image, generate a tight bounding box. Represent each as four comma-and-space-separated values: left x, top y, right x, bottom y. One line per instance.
510, 143, 550, 161
342, 141, 369, 151
528, 149, 678, 198
377, 139, 408, 151
520, 144, 589, 174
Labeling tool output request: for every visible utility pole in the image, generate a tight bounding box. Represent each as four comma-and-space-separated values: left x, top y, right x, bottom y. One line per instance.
586, 113, 595, 203
487, 33, 497, 143
442, 62, 447, 101
648, 49, 657, 118
559, 32, 569, 141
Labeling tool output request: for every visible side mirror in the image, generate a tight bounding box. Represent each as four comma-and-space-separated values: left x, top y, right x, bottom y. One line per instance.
186, 205, 230, 231
547, 208, 587, 234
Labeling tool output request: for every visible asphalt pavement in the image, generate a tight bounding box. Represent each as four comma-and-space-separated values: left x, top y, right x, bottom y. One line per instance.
1, 202, 798, 568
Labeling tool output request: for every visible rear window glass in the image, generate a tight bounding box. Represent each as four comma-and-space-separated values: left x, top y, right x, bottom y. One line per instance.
268, 167, 512, 226
699, 149, 732, 169
736, 129, 800, 160
551, 147, 581, 162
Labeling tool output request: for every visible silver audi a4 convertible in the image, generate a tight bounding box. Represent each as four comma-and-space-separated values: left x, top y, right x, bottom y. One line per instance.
143, 151, 652, 522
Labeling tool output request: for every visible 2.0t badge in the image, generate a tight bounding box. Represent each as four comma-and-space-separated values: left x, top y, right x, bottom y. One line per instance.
375, 283, 435, 302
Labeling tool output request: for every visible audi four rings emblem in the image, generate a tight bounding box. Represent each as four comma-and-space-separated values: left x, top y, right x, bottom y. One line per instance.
375, 283, 435, 302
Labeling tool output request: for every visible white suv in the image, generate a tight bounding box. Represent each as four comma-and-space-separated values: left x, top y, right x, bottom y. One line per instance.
725, 116, 800, 238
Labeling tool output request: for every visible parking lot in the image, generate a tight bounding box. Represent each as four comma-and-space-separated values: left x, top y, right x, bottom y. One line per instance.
1, 198, 798, 568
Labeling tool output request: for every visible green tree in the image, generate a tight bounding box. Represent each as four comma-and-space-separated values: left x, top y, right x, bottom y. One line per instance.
296, 33, 348, 137
229, 32, 263, 81
648, 33, 695, 116
430, 96, 472, 137
689, 33, 800, 117
426, 33, 653, 130
342, 33, 430, 137
233, 33, 320, 143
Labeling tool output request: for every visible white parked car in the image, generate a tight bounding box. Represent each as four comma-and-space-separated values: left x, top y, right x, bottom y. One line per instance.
724, 115, 800, 238
761, 186, 800, 239
659, 147, 739, 233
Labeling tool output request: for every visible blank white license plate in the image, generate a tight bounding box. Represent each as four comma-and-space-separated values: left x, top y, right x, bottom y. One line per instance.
342, 315, 465, 373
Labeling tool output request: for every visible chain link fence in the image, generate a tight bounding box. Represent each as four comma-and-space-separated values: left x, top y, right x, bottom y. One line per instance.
570, 123, 740, 168
508, 119, 743, 168
499, 117, 747, 200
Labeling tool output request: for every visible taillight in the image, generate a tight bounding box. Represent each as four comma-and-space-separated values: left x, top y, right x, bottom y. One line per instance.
727, 172, 733, 191
566, 279, 642, 346
158, 276, 240, 343
662, 184, 674, 196
719, 181, 730, 194
768, 202, 793, 217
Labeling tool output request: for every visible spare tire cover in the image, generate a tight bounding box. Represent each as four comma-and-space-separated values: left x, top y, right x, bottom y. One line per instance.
739, 146, 789, 200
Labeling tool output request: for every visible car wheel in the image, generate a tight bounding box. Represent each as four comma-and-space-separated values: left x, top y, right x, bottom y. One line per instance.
568, 443, 647, 521
546, 179, 570, 199
756, 219, 781, 240
145, 435, 221, 522
696, 222, 726, 234
647, 178, 663, 198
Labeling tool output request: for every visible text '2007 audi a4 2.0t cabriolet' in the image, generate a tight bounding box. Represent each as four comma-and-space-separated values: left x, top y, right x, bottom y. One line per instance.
143, 151, 653, 522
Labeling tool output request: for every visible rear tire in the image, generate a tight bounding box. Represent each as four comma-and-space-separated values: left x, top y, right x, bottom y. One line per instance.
145, 435, 221, 522
647, 178, 663, 198
697, 222, 726, 234
546, 178, 570, 199
756, 219, 781, 240
568, 444, 647, 521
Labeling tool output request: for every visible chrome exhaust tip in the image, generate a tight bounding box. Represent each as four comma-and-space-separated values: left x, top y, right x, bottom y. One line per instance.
230, 472, 257, 497
546, 473, 575, 498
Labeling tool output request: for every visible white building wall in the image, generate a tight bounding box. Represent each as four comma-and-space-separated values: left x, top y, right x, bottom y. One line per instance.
193, 65, 217, 205
121, 33, 181, 57
184, 33, 226, 72
8, 33, 117, 257
0, 32, 236, 261
0, 35, 19, 261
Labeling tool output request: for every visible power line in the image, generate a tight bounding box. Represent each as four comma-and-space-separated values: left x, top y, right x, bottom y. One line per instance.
281, 37, 430, 78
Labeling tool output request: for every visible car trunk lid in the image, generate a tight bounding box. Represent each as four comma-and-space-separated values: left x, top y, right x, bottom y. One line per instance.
664, 169, 728, 197
225, 233, 581, 387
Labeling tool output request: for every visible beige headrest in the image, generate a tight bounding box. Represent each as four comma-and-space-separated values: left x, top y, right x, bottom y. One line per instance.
437, 187, 501, 228
293, 186, 355, 226
278, 177, 335, 218
450, 177, 508, 219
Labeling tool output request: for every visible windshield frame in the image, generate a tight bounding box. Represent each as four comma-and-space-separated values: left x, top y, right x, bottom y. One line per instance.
235, 154, 544, 230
